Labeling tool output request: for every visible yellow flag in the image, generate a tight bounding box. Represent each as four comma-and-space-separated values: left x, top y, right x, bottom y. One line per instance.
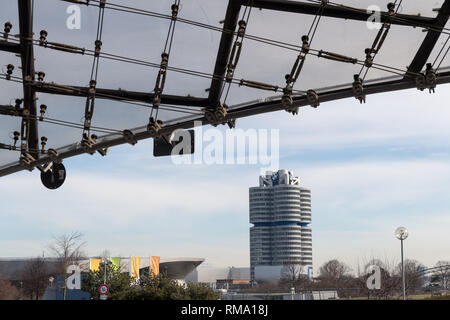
90, 258, 101, 272
150, 256, 160, 277
131, 256, 141, 279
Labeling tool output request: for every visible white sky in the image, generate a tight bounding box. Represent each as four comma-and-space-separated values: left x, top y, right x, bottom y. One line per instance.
1, 1, 450, 275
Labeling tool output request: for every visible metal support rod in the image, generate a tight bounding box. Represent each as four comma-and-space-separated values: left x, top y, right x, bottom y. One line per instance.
401, 239, 405, 300
32, 82, 209, 107
0, 40, 22, 53
207, 0, 241, 108
18, 0, 39, 159
3, 70, 450, 178
227, 70, 450, 119
406, 0, 450, 75
104, 257, 107, 284
243, 0, 437, 27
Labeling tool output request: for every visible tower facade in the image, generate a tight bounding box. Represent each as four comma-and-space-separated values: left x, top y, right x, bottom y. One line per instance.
249, 170, 312, 283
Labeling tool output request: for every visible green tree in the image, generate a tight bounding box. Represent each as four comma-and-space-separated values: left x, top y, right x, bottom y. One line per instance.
82, 260, 131, 300
20, 256, 52, 300
82, 263, 219, 300
0, 278, 20, 300
185, 282, 221, 300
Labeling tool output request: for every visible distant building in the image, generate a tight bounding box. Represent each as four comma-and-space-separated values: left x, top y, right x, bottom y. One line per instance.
0, 257, 60, 288
187, 265, 251, 290
222, 290, 338, 300
0, 256, 204, 300
249, 170, 312, 283
216, 279, 251, 290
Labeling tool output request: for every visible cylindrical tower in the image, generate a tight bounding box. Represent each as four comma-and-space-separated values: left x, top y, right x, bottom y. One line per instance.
249, 170, 312, 284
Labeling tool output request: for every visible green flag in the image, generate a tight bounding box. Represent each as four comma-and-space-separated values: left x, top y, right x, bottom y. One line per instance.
111, 257, 121, 271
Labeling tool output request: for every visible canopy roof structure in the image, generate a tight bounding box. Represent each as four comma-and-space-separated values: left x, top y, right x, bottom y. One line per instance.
1, 0, 450, 187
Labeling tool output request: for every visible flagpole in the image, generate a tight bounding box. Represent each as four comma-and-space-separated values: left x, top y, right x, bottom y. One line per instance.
104, 256, 107, 284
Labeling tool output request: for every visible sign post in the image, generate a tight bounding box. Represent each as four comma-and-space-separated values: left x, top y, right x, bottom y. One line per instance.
99, 284, 109, 300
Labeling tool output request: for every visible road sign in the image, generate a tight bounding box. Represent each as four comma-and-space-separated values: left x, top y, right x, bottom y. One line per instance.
100, 294, 107, 300
99, 284, 109, 295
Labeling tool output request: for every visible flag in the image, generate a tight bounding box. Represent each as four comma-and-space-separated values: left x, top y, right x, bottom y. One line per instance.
150, 256, 160, 277
131, 256, 141, 279
90, 258, 101, 272
111, 257, 121, 271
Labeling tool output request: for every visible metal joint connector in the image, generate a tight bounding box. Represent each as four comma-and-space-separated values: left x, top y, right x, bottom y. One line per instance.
147, 117, 163, 137
306, 89, 319, 108
204, 104, 228, 126
352, 74, 366, 104
3, 21, 12, 39
171, 3, 179, 21
123, 129, 138, 145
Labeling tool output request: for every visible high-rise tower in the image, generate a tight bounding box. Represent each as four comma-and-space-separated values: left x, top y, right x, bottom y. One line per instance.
249, 170, 312, 283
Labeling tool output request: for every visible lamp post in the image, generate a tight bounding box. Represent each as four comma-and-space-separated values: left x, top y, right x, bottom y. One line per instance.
395, 226, 409, 300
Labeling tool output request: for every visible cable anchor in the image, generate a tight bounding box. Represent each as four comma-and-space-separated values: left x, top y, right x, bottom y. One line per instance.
13, 131, 20, 149
6, 64, 14, 80
307, 90, 319, 108
47, 148, 60, 164
153, 53, 169, 110
39, 104, 47, 121
81, 133, 97, 154
227, 119, 237, 129
123, 129, 138, 145
205, 104, 228, 126
425, 63, 436, 93
171, 3, 179, 21
301, 35, 310, 54
39, 30, 47, 46
282, 86, 298, 115
37, 71, 45, 82
15, 99, 22, 111
352, 74, 366, 104
40, 136, 47, 153
19, 152, 35, 169
416, 64, 436, 93
286, 54, 305, 86
364, 48, 374, 68
94, 40, 102, 57
83, 80, 96, 131
387, 2, 396, 16
226, 20, 246, 83
237, 20, 246, 37
3, 22, 12, 39
147, 117, 163, 137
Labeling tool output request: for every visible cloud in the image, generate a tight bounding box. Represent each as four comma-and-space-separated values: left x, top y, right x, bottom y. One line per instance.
2, 156, 450, 268
233, 84, 450, 153
1, 0, 450, 270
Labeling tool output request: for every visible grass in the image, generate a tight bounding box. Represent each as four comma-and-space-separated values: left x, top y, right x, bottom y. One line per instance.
342, 294, 450, 300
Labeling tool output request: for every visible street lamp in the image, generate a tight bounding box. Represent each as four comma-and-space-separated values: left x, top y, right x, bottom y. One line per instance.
395, 226, 409, 300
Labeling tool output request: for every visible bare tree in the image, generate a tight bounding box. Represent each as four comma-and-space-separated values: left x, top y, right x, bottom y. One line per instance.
318, 259, 351, 284
395, 259, 425, 296
317, 259, 352, 297
319, 259, 351, 279
47, 231, 86, 299
363, 258, 401, 300
47, 231, 86, 274
19, 256, 51, 300
0, 278, 21, 300
433, 261, 450, 294
280, 263, 303, 289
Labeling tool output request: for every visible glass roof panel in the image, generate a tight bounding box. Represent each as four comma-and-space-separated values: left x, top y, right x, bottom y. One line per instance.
1, 0, 449, 171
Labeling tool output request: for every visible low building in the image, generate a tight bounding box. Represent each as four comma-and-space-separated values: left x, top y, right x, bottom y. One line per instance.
0, 256, 204, 300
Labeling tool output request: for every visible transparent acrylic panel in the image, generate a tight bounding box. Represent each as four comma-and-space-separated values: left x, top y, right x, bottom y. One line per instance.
1, 0, 449, 171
